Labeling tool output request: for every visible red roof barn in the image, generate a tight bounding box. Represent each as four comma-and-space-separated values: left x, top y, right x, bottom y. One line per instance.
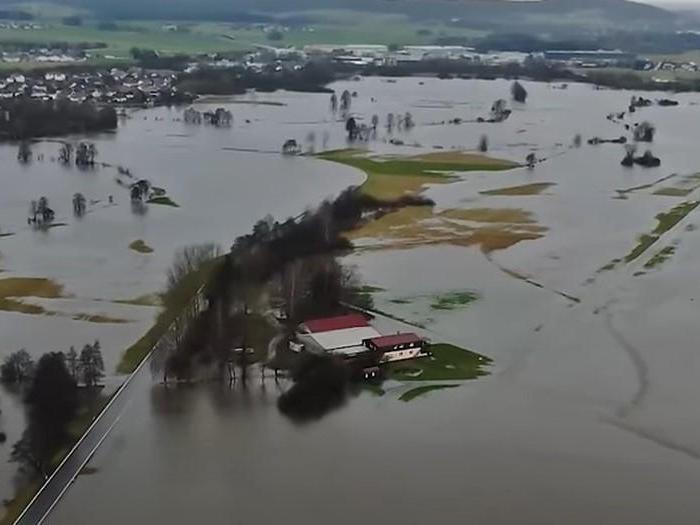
301, 314, 369, 334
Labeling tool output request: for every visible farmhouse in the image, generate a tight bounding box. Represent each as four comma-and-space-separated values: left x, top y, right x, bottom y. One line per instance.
295, 314, 428, 364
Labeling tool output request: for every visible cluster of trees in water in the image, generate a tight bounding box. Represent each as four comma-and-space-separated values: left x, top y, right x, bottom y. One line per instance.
58, 141, 99, 166
0, 99, 117, 140
155, 187, 431, 383
183, 106, 233, 127
1, 343, 104, 479
18, 140, 99, 172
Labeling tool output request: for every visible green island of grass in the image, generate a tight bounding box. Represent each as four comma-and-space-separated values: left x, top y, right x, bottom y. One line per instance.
430, 291, 479, 311
317, 148, 519, 201
481, 182, 555, 196
644, 245, 677, 269
0, 277, 63, 315
147, 196, 180, 207
386, 343, 491, 382
129, 239, 154, 254
624, 201, 698, 263
654, 187, 693, 197
399, 384, 459, 402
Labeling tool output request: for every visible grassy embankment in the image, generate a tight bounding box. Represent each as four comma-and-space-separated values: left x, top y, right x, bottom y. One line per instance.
599, 201, 699, 272
317, 149, 543, 252
116, 257, 221, 373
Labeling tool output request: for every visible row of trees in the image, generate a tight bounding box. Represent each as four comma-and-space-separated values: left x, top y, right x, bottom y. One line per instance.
345, 112, 415, 141
156, 187, 432, 382
176, 63, 334, 96
59, 142, 99, 166
0, 98, 117, 141
330, 90, 353, 114
2, 342, 104, 387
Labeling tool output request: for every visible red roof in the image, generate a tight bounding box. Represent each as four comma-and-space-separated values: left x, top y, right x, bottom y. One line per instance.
368, 333, 424, 348
303, 314, 369, 333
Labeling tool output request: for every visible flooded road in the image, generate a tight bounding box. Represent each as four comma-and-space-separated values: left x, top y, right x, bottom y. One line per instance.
4, 77, 700, 523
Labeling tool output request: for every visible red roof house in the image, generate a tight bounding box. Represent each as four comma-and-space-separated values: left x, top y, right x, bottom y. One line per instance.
366, 333, 425, 351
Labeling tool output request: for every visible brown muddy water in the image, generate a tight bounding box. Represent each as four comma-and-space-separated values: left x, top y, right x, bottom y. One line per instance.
3, 77, 700, 524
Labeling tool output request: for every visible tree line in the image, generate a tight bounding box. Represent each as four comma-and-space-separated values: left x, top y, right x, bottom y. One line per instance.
154, 187, 432, 382
0, 98, 117, 140
176, 62, 335, 95
2, 343, 104, 479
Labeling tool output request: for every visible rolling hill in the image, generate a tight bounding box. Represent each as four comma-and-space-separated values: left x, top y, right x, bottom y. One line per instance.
0, 0, 681, 35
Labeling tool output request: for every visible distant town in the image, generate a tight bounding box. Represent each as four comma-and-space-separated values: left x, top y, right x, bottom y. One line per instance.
0, 39, 696, 110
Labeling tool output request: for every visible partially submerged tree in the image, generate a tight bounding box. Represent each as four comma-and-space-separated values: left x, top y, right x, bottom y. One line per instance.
345, 117, 358, 141
58, 142, 73, 164
340, 90, 352, 113
511, 81, 528, 103
11, 352, 78, 479
66, 346, 79, 380
17, 141, 32, 163
490, 99, 511, 122
386, 113, 395, 133
79, 340, 104, 387
72, 193, 86, 217
75, 142, 97, 166
621, 144, 637, 167
526, 152, 537, 168
1, 349, 34, 384
633, 121, 655, 142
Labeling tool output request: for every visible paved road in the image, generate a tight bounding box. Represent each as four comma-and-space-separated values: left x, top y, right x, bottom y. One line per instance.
13, 354, 152, 525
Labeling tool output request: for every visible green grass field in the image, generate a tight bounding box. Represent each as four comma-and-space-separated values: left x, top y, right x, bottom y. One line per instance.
0, 4, 487, 69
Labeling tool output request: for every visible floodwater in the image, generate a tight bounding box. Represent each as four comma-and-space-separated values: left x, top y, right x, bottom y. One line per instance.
4, 77, 700, 523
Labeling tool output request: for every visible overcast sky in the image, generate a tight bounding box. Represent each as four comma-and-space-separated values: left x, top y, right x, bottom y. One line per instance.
636, 0, 699, 5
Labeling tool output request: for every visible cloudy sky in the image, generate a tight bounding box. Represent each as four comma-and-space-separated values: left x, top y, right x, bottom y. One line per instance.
635, 0, 699, 5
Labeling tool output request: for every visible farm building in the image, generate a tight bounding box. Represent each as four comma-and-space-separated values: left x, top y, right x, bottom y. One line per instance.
297, 314, 381, 358
294, 314, 428, 364
365, 333, 427, 363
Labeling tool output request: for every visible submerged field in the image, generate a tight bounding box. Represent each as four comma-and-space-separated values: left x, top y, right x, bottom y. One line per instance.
4, 77, 700, 524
